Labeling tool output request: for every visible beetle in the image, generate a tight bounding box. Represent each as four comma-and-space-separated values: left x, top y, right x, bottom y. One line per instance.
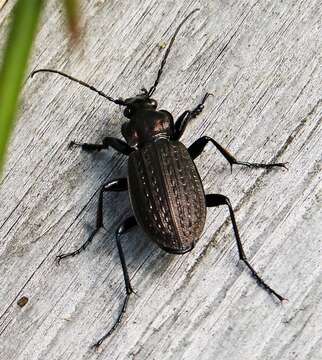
31, 8, 287, 348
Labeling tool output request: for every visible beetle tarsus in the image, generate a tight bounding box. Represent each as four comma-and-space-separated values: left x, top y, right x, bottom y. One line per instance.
173, 93, 213, 140
55, 179, 128, 263
241, 258, 287, 302
69, 141, 106, 152
231, 160, 288, 171
92, 291, 133, 349
68, 140, 103, 152
205, 193, 286, 302
68, 140, 78, 149
56, 230, 98, 263
189, 136, 287, 173
68, 137, 134, 155
92, 217, 137, 347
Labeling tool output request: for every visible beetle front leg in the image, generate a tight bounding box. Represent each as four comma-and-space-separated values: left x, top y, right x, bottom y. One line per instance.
69, 136, 134, 155
205, 193, 286, 302
173, 93, 213, 140
92, 216, 137, 349
56, 178, 128, 263
188, 136, 287, 171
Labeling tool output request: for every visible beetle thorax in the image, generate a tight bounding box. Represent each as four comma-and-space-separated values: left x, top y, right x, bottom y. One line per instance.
120, 94, 173, 146
121, 109, 172, 147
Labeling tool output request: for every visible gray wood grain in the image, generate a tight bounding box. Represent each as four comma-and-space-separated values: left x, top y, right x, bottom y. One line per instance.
0, 1, 8, 12
0, 1, 321, 359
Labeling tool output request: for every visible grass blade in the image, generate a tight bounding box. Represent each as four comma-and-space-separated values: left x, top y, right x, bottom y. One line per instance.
0, 0, 44, 176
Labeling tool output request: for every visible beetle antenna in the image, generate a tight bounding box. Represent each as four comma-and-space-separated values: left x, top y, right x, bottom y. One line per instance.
148, 8, 199, 97
30, 69, 127, 106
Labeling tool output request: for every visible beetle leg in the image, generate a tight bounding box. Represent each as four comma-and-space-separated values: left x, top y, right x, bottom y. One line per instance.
56, 178, 128, 263
173, 93, 213, 140
92, 216, 137, 349
188, 136, 287, 171
69, 137, 134, 155
205, 193, 287, 302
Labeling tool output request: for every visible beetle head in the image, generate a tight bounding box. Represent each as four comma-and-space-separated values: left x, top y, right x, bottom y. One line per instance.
123, 91, 158, 119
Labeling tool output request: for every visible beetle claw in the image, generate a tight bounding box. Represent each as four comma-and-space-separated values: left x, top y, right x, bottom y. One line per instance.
55, 255, 62, 266
131, 288, 139, 297
68, 141, 81, 149
280, 162, 289, 170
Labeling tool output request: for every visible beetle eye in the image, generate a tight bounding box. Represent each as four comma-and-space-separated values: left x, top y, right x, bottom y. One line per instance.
149, 99, 157, 108
124, 107, 133, 117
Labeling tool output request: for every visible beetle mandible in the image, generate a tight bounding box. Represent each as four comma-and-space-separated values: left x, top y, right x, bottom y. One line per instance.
31, 8, 287, 348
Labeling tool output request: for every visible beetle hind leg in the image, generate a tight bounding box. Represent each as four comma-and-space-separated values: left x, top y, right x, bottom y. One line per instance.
56, 178, 128, 264
92, 216, 137, 349
205, 193, 287, 302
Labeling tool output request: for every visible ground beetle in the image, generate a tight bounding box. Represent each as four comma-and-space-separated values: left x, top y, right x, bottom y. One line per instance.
31, 8, 287, 348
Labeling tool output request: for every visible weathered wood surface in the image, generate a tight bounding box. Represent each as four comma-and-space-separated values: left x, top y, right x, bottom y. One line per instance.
0, 1, 8, 12
0, 1, 321, 359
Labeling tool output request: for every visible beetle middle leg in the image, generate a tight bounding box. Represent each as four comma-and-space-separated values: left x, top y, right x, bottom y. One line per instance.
172, 93, 213, 140
188, 136, 287, 171
205, 193, 286, 302
93, 216, 137, 349
69, 136, 134, 155
56, 178, 128, 263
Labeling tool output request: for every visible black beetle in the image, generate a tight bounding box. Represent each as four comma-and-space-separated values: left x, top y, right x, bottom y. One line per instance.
31, 8, 287, 348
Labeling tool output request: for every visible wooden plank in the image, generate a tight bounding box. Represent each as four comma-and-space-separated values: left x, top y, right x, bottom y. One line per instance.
0, 1, 321, 359
0, 1, 13, 31
0, 0, 8, 11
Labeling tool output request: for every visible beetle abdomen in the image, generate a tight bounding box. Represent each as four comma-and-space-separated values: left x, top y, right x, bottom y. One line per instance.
128, 139, 206, 254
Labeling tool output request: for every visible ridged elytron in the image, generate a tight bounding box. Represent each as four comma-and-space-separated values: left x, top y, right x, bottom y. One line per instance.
31, 8, 287, 348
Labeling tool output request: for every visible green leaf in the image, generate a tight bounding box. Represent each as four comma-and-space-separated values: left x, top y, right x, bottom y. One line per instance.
0, 0, 44, 176
63, 0, 80, 41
